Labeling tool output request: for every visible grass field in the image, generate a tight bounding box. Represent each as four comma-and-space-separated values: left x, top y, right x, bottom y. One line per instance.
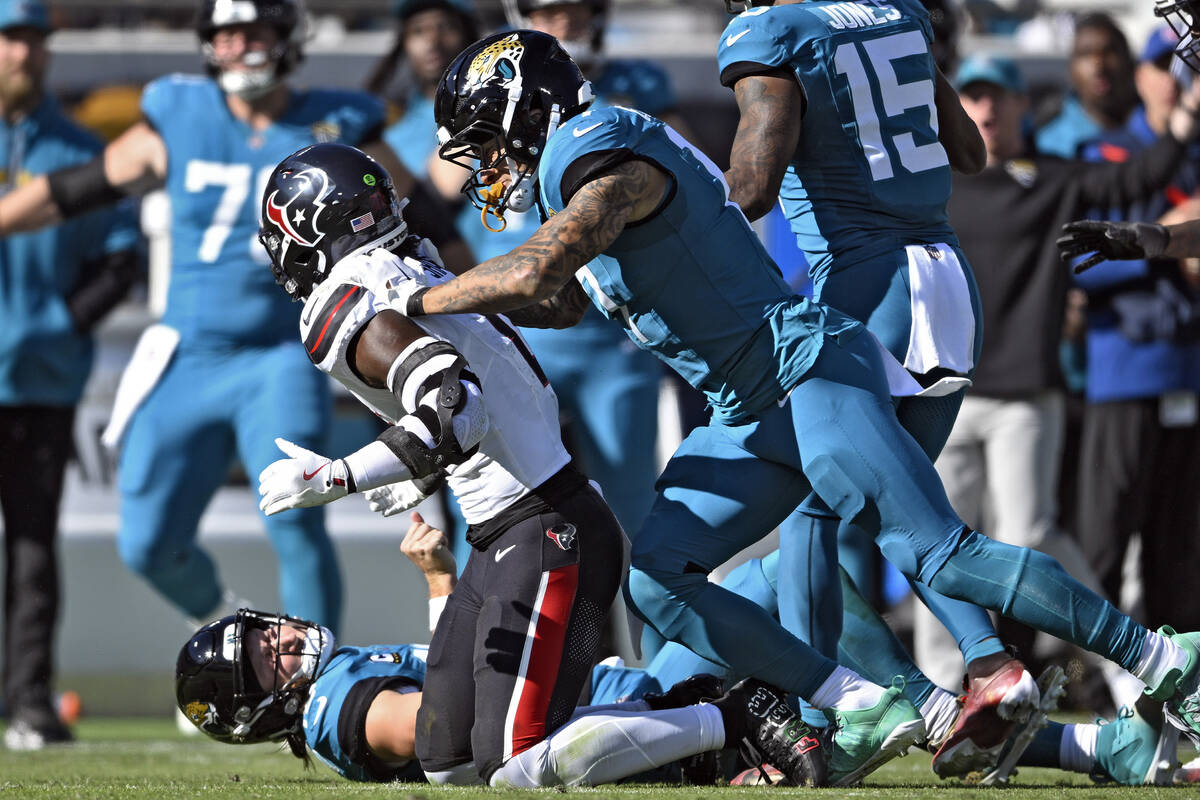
1, 717, 1197, 800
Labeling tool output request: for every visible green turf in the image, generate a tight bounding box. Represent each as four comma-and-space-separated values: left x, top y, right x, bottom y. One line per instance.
0, 717, 1193, 799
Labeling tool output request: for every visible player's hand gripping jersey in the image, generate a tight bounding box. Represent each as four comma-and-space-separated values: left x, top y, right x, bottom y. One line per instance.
717, 1, 959, 282
298, 238, 570, 524
536, 104, 861, 422
141, 75, 383, 347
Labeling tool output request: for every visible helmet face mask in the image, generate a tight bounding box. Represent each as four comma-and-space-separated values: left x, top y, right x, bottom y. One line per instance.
175, 609, 333, 744
435, 30, 593, 219
259, 143, 407, 301
196, 0, 307, 99
1156, 0, 1200, 72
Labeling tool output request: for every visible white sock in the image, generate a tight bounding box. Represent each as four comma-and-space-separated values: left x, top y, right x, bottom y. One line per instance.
809, 665, 886, 711
1131, 630, 1188, 693
1059, 723, 1100, 774
488, 704, 725, 788
1103, 662, 1147, 710
920, 687, 962, 747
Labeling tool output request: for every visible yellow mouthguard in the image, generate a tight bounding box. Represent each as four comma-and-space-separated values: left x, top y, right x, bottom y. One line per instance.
478, 181, 508, 232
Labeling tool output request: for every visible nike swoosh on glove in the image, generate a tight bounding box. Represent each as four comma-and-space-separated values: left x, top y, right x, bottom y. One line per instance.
258, 437, 352, 516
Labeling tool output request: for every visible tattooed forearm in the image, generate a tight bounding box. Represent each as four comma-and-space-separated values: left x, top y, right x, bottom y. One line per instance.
726, 72, 803, 221
418, 159, 668, 317
503, 281, 592, 329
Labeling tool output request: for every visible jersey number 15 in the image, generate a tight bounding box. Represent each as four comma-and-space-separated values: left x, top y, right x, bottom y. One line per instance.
834, 29, 948, 182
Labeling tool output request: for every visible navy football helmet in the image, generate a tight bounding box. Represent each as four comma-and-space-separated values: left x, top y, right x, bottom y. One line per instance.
1155, 0, 1200, 73
175, 609, 332, 744
259, 143, 407, 301
196, 0, 306, 98
508, 0, 608, 57
724, 0, 774, 13
434, 30, 593, 218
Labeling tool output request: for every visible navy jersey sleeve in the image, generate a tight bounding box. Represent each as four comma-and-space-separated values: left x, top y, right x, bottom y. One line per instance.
717, 6, 809, 87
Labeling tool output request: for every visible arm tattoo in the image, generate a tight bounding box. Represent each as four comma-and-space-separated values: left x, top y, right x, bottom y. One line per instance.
727, 74, 802, 221
504, 281, 592, 329
419, 159, 663, 319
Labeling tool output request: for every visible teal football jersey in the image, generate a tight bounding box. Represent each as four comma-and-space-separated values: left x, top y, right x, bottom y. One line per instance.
303, 644, 427, 782
537, 105, 861, 423
141, 75, 383, 349
717, 1, 958, 283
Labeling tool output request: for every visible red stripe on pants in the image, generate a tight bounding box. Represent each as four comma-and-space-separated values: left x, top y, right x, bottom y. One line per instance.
509, 563, 580, 757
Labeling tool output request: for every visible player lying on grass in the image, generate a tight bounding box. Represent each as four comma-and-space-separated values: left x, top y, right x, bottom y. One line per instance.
174, 507, 1190, 787
174, 510, 812, 784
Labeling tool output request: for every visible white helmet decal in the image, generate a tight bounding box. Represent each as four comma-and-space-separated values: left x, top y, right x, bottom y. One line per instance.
264, 167, 330, 247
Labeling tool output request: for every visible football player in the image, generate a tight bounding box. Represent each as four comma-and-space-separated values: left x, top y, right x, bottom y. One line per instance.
410, 29, 1200, 785
250, 141, 827, 787
0, 0, 465, 633
715, 0, 1039, 779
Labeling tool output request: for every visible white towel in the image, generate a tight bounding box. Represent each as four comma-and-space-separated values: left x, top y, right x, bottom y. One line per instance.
101, 323, 180, 452
903, 243, 976, 396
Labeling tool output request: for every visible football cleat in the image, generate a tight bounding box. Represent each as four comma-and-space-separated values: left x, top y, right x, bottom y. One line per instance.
826, 678, 926, 787
714, 678, 829, 787
1089, 703, 1181, 786
932, 657, 1040, 779
978, 665, 1068, 785
1174, 755, 1200, 783
1153, 627, 1200, 748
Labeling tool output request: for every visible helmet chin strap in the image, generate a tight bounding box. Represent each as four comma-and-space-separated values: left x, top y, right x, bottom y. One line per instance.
504, 102, 561, 215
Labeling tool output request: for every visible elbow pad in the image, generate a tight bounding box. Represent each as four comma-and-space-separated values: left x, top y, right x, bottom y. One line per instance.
46, 158, 124, 218
377, 336, 488, 478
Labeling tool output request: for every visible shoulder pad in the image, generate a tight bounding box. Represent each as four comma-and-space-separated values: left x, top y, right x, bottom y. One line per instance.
300, 282, 373, 369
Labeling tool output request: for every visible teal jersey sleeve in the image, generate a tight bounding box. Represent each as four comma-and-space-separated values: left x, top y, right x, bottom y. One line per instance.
140, 74, 221, 140
538, 105, 648, 215
717, 5, 816, 84
304, 644, 427, 782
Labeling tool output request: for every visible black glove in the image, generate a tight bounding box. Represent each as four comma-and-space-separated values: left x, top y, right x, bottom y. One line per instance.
1057, 220, 1170, 273
643, 673, 725, 710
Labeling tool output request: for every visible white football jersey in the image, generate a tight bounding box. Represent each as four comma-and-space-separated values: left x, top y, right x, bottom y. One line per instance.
299, 239, 570, 524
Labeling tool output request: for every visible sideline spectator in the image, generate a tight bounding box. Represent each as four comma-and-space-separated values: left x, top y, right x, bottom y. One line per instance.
0, 0, 140, 750
1071, 26, 1200, 636
913, 53, 1199, 699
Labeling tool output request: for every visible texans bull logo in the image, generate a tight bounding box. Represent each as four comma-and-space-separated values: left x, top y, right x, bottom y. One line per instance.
546, 523, 577, 551
264, 167, 331, 247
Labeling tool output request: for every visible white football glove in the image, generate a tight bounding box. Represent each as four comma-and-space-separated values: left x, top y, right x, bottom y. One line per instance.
258, 438, 351, 516
364, 472, 445, 517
